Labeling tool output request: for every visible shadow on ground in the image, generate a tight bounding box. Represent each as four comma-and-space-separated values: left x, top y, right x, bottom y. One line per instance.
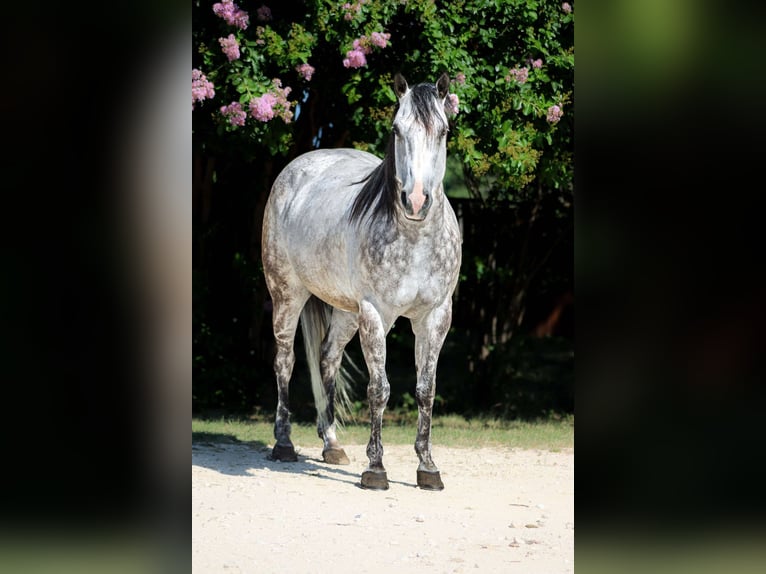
192, 434, 415, 489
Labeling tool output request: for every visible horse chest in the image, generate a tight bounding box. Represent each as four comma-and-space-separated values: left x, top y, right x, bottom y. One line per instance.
362, 235, 457, 311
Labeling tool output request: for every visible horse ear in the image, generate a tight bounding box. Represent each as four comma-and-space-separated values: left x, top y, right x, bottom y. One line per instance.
394, 73, 408, 98
436, 73, 450, 100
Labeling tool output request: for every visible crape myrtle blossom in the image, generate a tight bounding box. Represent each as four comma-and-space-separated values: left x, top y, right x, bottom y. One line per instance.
219, 34, 240, 62
343, 32, 390, 69
562, 2, 572, 14
192, 68, 215, 109
255, 26, 266, 45
352, 38, 371, 55
445, 93, 459, 115
250, 93, 278, 121
270, 79, 294, 123
220, 101, 247, 126
343, 49, 367, 68
547, 104, 563, 124
296, 63, 315, 81
213, 0, 250, 30
249, 79, 294, 123
455, 72, 466, 84
505, 66, 529, 84
369, 32, 390, 48
342, 1, 367, 21
256, 5, 272, 21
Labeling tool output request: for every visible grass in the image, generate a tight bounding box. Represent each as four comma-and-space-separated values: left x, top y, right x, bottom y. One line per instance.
192, 413, 573, 451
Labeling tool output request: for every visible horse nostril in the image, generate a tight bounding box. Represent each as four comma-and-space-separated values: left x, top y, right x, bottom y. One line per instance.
401, 191, 407, 206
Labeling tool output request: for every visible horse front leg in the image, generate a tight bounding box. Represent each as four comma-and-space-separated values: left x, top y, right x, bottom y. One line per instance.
358, 300, 391, 490
412, 300, 452, 490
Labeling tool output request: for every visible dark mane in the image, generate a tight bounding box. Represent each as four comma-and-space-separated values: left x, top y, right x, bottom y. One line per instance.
348, 128, 398, 226
348, 82, 442, 226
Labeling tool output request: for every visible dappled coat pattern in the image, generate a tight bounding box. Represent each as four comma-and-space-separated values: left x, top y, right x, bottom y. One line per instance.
262, 73, 461, 490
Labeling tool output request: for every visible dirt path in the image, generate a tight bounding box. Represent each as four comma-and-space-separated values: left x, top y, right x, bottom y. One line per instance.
192, 441, 573, 573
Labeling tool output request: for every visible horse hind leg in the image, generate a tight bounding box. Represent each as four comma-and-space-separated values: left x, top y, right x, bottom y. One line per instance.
316, 309, 358, 465
269, 285, 310, 462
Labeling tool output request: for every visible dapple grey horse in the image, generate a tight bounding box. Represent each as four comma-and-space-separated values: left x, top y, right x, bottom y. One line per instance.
262, 73, 461, 490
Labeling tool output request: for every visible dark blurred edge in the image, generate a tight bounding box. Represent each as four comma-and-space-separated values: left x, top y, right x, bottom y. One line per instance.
576, 1, 766, 571
0, 2, 188, 573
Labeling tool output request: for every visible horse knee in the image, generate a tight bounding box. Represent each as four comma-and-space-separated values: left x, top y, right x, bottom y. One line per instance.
274, 348, 295, 373
415, 381, 435, 408
367, 377, 390, 407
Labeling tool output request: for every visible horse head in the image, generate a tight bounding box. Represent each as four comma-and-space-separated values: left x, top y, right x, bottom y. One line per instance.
392, 73, 451, 222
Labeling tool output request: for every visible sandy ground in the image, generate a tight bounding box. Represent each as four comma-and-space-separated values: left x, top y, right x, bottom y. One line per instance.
192, 440, 573, 573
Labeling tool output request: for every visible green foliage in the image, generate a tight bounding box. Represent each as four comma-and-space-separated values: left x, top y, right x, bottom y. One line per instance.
192, 0, 574, 417
193, 0, 573, 196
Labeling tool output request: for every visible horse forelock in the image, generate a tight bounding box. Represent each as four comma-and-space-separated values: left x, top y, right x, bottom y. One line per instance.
400, 83, 447, 135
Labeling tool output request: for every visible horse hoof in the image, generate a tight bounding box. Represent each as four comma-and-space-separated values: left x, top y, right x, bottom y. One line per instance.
271, 444, 298, 462
417, 470, 444, 491
322, 447, 350, 465
360, 470, 389, 490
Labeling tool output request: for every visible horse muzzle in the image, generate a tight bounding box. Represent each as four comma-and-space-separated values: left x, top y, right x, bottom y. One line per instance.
401, 185, 431, 221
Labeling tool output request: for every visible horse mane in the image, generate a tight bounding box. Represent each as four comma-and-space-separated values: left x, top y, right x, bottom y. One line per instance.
348, 134, 398, 226
348, 82, 443, 226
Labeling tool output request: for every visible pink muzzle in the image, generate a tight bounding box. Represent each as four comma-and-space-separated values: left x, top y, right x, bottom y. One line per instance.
409, 180, 427, 216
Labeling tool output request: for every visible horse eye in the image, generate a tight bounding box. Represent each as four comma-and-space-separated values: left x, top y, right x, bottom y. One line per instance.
440, 128, 448, 138
392, 124, 400, 136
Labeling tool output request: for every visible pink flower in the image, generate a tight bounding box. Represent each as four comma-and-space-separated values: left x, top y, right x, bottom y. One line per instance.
213, 0, 250, 30
256, 5, 272, 21
255, 26, 266, 45
233, 11, 249, 28
271, 79, 294, 123
296, 63, 315, 81
343, 32, 390, 69
343, 49, 367, 68
506, 66, 529, 84
249, 93, 277, 122
445, 93, 459, 115
218, 34, 240, 62
532, 58, 543, 69
547, 104, 563, 124
370, 32, 390, 49
562, 2, 572, 14
192, 69, 215, 109
352, 38, 372, 55
220, 101, 247, 126
248, 79, 294, 123
342, 1, 363, 20
455, 72, 466, 84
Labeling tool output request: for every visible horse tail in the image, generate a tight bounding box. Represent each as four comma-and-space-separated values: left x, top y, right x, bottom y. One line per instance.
300, 296, 357, 427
